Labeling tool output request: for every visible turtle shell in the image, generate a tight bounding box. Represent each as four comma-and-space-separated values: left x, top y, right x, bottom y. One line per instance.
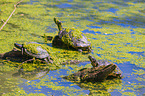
94, 60, 122, 74
59, 28, 91, 50
20, 42, 50, 59
88, 55, 122, 78
23, 42, 50, 59
96, 60, 112, 67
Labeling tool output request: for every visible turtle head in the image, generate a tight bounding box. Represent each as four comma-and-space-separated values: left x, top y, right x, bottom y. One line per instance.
88, 55, 98, 67
54, 17, 63, 31
14, 43, 23, 49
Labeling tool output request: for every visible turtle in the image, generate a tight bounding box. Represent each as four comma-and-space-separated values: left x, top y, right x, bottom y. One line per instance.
63, 55, 122, 82
14, 42, 53, 64
63, 63, 118, 82
88, 55, 122, 79
54, 17, 91, 52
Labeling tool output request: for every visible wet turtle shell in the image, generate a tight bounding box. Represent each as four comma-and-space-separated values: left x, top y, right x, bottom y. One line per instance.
54, 18, 91, 52
14, 42, 53, 64
88, 55, 122, 79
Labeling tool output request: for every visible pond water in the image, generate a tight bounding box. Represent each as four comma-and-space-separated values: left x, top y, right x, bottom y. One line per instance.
0, 0, 145, 96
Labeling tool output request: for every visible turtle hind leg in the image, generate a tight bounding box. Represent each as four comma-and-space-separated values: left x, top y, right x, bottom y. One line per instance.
46, 57, 60, 69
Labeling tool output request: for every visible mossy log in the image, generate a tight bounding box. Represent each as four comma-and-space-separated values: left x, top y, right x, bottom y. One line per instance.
0, 49, 23, 59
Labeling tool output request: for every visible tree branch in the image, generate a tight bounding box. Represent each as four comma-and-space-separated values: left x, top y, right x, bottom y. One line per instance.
0, 0, 23, 31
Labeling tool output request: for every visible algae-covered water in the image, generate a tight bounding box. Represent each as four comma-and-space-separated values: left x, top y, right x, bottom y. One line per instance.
0, 0, 145, 96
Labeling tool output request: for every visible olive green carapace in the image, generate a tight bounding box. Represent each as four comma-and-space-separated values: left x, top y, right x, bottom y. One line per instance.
23, 43, 40, 54
61, 28, 83, 47
23, 43, 50, 54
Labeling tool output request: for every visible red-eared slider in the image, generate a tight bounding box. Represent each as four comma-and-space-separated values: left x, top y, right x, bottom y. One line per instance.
14, 42, 53, 64
63, 63, 117, 82
54, 18, 91, 52
88, 55, 122, 79
63, 55, 122, 82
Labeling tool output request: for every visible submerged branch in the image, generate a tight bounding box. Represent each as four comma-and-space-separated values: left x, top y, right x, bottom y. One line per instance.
0, 0, 23, 31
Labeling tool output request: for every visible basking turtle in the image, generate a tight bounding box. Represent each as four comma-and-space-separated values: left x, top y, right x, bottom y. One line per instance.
63, 63, 118, 82
88, 55, 122, 79
54, 18, 91, 52
63, 55, 122, 82
14, 42, 53, 64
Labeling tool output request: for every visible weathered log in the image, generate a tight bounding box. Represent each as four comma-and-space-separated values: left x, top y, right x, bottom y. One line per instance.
0, 49, 23, 59
52, 35, 66, 48
0, 48, 31, 62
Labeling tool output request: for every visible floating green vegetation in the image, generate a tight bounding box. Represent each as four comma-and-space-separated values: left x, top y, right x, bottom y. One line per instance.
0, 0, 145, 95
2, 88, 47, 96
132, 69, 145, 75
48, 46, 89, 66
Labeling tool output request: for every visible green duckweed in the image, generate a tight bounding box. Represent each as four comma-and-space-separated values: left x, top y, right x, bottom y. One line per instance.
0, 0, 145, 95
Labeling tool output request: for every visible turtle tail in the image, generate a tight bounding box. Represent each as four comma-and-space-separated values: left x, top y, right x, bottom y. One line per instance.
54, 17, 63, 31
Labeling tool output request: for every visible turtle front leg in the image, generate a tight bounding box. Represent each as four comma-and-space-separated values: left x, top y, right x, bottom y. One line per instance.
44, 57, 53, 64
44, 58, 49, 64
48, 56, 53, 64
88, 47, 92, 53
